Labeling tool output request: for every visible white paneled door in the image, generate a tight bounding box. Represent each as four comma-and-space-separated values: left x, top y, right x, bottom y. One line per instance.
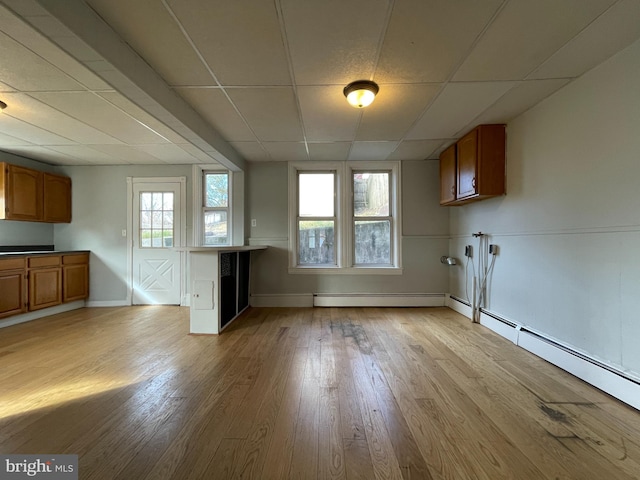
131, 179, 184, 305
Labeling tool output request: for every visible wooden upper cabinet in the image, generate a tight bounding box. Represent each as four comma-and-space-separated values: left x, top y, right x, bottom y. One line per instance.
0, 163, 43, 221
439, 124, 506, 206
0, 163, 71, 223
439, 144, 457, 205
44, 173, 72, 223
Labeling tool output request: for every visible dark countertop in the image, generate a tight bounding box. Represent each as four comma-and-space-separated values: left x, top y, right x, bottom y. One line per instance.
0, 250, 90, 258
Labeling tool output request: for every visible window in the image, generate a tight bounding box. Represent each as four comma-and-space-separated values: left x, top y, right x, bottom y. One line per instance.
353, 171, 391, 265
297, 171, 336, 265
289, 161, 401, 274
139, 191, 174, 248
203, 172, 229, 245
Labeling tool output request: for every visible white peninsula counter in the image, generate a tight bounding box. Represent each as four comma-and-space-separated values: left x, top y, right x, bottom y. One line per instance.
176, 246, 267, 334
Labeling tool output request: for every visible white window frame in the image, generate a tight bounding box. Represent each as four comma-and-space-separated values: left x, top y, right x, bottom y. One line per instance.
288, 161, 402, 275
192, 165, 244, 247
202, 170, 231, 246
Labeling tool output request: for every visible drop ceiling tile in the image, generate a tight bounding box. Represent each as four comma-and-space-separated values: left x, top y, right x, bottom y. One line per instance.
227, 88, 303, 142
348, 141, 398, 161
356, 84, 440, 141
29, 91, 170, 145
280, 0, 389, 85
298, 85, 360, 142
87, 0, 214, 87
175, 87, 256, 142
0, 81, 15, 91
0, 114, 76, 145
0, 131, 33, 146
230, 141, 270, 162
98, 91, 187, 143
262, 142, 308, 162
406, 81, 515, 140
469, 79, 571, 128
0, 30, 82, 91
308, 142, 351, 161
1, 145, 74, 164
45, 145, 123, 164
453, 0, 616, 81
376, 0, 503, 83
529, 0, 640, 80
134, 144, 198, 164
387, 140, 446, 161
90, 144, 163, 164
167, 0, 291, 86
2, 92, 123, 145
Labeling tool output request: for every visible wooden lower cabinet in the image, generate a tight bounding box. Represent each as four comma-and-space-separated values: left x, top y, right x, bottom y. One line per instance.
0, 252, 89, 318
63, 253, 89, 302
29, 266, 62, 311
0, 257, 26, 318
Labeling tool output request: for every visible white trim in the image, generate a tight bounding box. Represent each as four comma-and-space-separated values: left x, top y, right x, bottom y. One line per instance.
288, 266, 404, 275
126, 177, 133, 305
0, 301, 85, 329
86, 300, 130, 307
446, 294, 472, 318
250, 293, 314, 307
314, 293, 445, 307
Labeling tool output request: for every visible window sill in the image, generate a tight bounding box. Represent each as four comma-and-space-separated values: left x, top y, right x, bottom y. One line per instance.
288, 266, 403, 275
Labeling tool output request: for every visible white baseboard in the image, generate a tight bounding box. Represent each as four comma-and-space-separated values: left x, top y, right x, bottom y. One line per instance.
85, 300, 130, 307
446, 296, 640, 411
517, 330, 640, 411
446, 294, 472, 317
314, 293, 446, 307
0, 301, 85, 329
250, 294, 314, 307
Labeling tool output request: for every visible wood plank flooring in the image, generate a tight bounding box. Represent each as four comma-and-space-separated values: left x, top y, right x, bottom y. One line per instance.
1, 306, 639, 479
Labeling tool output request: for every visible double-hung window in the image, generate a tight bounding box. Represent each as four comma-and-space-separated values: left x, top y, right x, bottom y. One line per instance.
297, 171, 337, 266
203, 171, 229, 245
289, 161, 401, 274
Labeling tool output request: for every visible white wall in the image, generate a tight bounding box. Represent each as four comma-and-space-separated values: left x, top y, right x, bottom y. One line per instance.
55, 165, 193, 303
246, 160, 449, 297
449, 38, 640, 378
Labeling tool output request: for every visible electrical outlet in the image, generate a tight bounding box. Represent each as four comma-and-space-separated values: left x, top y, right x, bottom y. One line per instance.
489, 244, 498, 255
251, 219, 257, 227
465, 245, 472, 257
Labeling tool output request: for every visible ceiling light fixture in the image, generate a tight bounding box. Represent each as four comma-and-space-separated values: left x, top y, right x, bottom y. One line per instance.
343, 80, 379, 108
0, 100, 6, 111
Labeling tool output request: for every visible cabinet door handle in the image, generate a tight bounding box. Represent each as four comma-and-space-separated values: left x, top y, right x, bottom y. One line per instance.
472, 177, 476, 188
451, 186, 455, 195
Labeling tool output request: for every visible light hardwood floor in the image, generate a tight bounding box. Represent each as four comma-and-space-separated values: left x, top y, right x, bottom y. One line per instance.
1, 306, 639, 479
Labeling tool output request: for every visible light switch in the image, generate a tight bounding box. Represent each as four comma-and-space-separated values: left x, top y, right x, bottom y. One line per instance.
121, 229, 127, 237
251, 219, 257, 227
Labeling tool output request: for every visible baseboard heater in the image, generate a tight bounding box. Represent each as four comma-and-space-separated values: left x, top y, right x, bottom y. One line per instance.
448, 295, 640, 410
313, 293, 446, 308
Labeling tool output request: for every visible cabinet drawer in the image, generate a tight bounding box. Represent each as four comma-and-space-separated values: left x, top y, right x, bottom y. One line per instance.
62, 253, 89, 265
0, 257, 26, 271
28, 255, 61, 268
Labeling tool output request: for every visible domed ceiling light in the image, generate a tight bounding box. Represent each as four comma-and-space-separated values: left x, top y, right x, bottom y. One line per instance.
343, 80, 379, 108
